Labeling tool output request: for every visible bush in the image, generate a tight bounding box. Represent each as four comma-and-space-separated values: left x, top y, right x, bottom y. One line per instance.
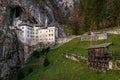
32, 50, 40, 58
28, 68, 33, 73
41, 49, 46, 55
16, 68, 33, 80
41, 47, 50, 55
43, 57, 50, 67
0, 30, 3, 36
46, 47, 50, 53
17, 70, 25, 80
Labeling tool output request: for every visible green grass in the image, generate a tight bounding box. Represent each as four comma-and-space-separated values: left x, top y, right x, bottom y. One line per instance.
12, 65, 40, 80
27, 56, 39, 64
13, 34, 120, 80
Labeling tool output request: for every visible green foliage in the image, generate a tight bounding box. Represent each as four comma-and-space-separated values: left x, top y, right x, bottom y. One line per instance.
28, 68, 33, 74
28, 47, 50, 63
43, 57, 50, 67
80, 0, 120, 31
0, 30, 3, 36
32, 50, 41, 58
27, 56, 39, 64
17, 70, 25, 80
12, 66, 36, 80
63, 0, 120, 35
45, 47, 50, 53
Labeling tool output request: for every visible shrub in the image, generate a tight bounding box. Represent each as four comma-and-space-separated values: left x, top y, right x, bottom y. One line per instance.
32, 50, 40, 58
41, 49, 46, 55
28, 68, 33, 74
0, 30, 3, 36
41, 47, 50, 55
46, 47, 50, 53
43, 57, 50, 67
17, 70, 25, 80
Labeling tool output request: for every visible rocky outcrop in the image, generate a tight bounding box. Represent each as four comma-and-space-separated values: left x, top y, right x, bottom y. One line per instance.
0, 0, 79, 79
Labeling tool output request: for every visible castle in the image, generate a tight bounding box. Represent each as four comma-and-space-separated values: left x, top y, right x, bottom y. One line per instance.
10, 18, 58, 46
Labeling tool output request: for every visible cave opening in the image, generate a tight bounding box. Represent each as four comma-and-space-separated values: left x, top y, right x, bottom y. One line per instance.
13, 6, 23, 18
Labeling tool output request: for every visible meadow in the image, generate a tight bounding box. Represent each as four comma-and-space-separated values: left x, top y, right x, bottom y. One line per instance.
13, 34, 120, 80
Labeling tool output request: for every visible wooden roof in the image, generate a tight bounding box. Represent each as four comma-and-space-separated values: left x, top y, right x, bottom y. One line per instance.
88, 43, 113, 49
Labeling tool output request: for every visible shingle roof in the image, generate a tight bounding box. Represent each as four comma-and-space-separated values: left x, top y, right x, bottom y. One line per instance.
88, 43, 113, 49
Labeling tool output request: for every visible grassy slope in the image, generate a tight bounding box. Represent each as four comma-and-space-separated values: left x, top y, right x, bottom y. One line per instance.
16, 35, 120, 80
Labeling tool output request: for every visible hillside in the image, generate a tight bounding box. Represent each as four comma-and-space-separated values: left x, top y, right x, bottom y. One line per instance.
55, 0, 120, 34
13, 34, 120, 80
0, 0, 120, 79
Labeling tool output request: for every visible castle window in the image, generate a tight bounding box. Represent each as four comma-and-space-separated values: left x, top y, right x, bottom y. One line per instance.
51, 34, 53, 36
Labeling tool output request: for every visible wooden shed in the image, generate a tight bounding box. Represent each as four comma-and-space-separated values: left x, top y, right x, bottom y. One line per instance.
88, 43, 113, 72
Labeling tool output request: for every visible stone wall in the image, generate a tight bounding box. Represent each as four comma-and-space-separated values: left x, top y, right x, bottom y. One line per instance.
106, 29, 120, 34
81, 33, 108, 41
57, 36, 77, 44
108, 60, 120, 70
64, 53, 87, 63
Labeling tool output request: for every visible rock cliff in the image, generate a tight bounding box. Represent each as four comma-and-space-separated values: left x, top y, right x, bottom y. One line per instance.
0, 0, 79, 79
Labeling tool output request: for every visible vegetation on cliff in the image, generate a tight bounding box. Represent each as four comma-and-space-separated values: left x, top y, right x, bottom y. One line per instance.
58, 0, 120, 35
